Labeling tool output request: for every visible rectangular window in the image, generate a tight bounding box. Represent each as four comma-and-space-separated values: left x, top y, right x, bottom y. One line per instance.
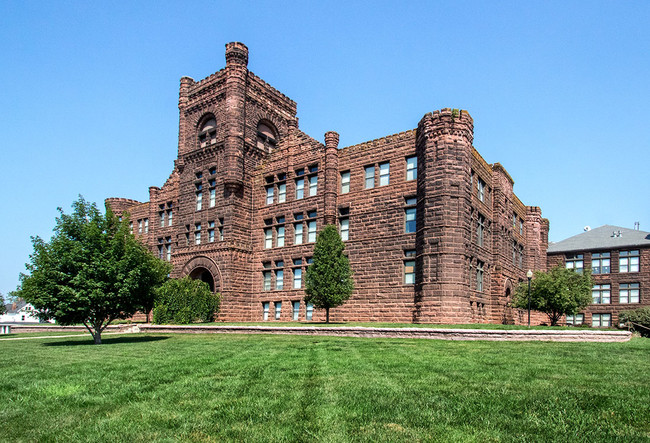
129, 221, 133, 234
144, 218, 149, 233
309, 175, 318, 196
306, 302, 314, 320
275, 302, 282, 320
566, 314, 584, 325
477, 214, 485, 247
262, 302, 270, 321
340, 218, 349, 241
292, 301, 300, 321
165, 237, 171, 261
308, 220, 317, 243
278, 182, 286, 203
404, 250, 416, 284
275, 268, 284, 290
591, 252, 611, 274
294, 222, 303, 244
157, 238, 164, 260
592, 284, 611, 304
263, 271, 272, 291
276, 225, 285, 248
476, 261, 484, 292
379, 162, 390, 186
619, 283, 640, 304
566, 254, 584, 273
341, 171, 350, 194
293, 259, 302, 289
365, 165, 375, 189
519, 219, 524, 235
477, 178, 485, 202
208, 221, 215, 243
196, 191, 202, 211
592, 313, 611, 327
619, 250, 640, 273
167, 210, 173, 226
264, 228, 273, 249
405, 197, 416, 233
406, 156, 417, 181
266, 185, 274, 205
513, 213, 517, 229
138, 219, 143, 234
295, 178, 305, 199
210, 188, 217, 208
194, 223, 201, 245
159, 211, 165, 227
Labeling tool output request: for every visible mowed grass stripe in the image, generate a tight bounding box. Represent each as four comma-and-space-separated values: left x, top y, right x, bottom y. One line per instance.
0, 334, 648, 442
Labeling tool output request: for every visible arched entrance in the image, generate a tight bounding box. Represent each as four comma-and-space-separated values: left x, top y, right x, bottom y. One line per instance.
189, 267, 215, 292
181, 256, 222, 293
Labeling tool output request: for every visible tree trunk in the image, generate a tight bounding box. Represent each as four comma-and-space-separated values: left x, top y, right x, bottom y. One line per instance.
326, 308, 330, 324
93, 331, 102, 345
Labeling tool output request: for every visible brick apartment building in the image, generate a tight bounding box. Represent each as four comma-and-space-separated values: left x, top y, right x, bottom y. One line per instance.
106, 42, 549, 324
548, 225, 650, 327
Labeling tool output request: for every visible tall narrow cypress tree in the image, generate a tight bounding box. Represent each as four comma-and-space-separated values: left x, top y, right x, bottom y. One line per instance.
304, 225, 354, 323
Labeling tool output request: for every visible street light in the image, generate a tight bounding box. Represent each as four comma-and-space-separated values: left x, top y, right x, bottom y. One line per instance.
527, 269, 533, 327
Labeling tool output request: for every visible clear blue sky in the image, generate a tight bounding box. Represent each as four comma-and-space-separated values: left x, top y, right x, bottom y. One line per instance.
1, 1, 649, 297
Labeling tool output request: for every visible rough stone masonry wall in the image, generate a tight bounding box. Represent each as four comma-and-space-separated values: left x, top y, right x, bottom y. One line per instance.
107, 42, 550, 325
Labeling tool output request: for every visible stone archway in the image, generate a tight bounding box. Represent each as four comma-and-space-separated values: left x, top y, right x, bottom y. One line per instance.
181, 256, 222, 293
189, 267, 215, 292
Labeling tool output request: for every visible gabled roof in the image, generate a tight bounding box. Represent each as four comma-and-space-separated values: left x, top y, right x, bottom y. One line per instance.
548, 225, 650, 254
3, 299, 28, 314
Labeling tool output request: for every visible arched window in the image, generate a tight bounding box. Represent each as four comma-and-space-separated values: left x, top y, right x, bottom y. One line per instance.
198, 117, 217, 148
257, 121, 277, 152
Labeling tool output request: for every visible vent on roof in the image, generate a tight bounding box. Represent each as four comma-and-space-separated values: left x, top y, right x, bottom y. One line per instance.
584, 226, 591, 232
611, 230, 622, 238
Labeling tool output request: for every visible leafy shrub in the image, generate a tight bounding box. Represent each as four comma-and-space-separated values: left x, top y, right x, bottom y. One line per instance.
153, 277, 220, 324
619, 306, 650, 337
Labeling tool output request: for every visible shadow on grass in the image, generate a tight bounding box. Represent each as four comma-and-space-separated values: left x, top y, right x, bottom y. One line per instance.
43, 335, 170, 347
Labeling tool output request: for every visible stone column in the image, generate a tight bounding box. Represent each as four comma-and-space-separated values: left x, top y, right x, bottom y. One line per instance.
323, 131, 339, 226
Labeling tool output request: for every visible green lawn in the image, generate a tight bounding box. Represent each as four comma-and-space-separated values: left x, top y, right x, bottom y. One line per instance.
1, 334, 648, 442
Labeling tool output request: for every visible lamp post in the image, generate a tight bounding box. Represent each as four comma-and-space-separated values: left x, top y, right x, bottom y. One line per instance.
526, 269, 533, 327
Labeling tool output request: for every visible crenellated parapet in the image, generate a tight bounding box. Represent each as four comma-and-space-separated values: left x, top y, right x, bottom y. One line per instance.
104, 197, 141, 216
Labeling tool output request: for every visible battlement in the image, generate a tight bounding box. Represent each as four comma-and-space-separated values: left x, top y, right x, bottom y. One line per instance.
225, 41, 248, 67
104, 197, 141, 206
431, 107, 474, 126
341, 129, 416, 154
104, 197, 142, 214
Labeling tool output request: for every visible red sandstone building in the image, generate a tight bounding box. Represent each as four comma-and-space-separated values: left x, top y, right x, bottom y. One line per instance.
107, 42, 549, 324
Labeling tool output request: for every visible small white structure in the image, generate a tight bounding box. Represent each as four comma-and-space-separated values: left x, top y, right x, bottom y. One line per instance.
0, 299, 54, 324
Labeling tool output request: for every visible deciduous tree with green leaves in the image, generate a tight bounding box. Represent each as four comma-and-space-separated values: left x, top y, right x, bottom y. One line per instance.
512, 265, 592, 326
153, 276, 220, 324
15, 196, 171, 344
0, 293, 6, 315
304, 225, 354, 323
